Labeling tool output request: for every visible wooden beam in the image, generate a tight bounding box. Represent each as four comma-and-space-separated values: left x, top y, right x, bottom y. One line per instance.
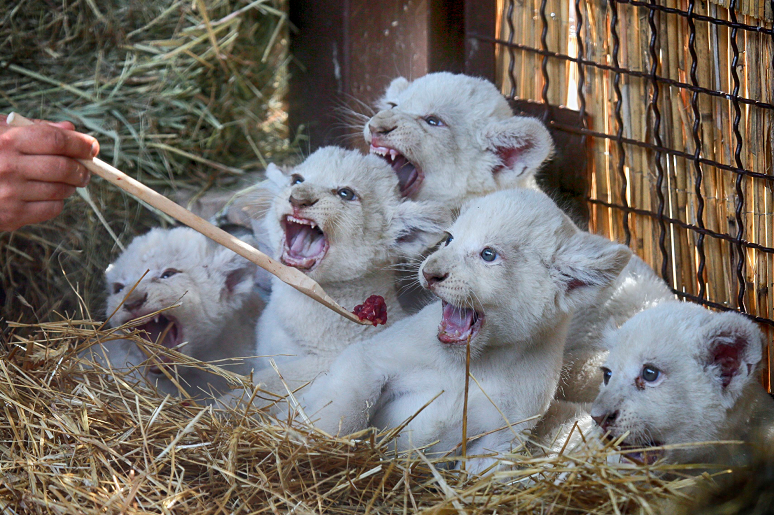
464, 0, 496, 81
287, 0, 349, 149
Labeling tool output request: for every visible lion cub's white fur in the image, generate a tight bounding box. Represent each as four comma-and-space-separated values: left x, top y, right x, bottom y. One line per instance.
253, 147, 446, 379
298, 189, 631, 474
367, 71, 674, 402
365, 72, 553, 208
86, 227, 262, 399
590, 301, 774, 464
558, 256, 674, 402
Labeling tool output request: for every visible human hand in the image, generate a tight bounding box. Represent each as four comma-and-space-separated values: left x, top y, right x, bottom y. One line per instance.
0, 114, 99, 231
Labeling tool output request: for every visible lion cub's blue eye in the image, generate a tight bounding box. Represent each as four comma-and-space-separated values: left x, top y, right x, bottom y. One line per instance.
112, 283, 124, 294
641, 365, 661, 382
160, 268, 180, 279
480, 247, 497, 262
337, 188, 356, 201
424, 116, 445, 127
291, 174, 304, 185
444, 233, 453, 246
602, 367, 612, 385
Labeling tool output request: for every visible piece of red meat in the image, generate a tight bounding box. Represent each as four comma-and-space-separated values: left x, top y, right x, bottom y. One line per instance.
353, 295, 387, 326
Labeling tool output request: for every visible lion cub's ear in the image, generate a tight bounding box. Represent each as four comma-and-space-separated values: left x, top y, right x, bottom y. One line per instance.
265, 162, 291, 187
376, 77, 411, 110
699, 312, 764, 408
550, 232, 632, 313
208, 241, 258, 301
388, 200, 451, 257
480, 116, 554, 188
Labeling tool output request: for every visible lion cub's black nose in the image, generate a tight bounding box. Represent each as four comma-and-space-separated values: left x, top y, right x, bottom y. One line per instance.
370, 123, 396, 136
422, 270, 448, 287
289, 194, 318, 209
592, 410, 618, 430
123, 292, 147, 313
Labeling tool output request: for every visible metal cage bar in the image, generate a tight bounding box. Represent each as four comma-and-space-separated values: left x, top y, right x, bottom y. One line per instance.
729, 0, 748, 312
648, 0, 670, 282
609, 0, 631, 246
687, 0, 708, 299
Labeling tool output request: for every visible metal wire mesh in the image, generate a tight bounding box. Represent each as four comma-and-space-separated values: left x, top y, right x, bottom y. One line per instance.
479, 0, 774, 389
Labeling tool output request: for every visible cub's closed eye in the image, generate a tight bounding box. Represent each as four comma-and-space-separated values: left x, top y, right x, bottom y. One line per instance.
480, 247, 497, 262
424, 115, 445, 127
112, 283, 124, 294
387, 102, 397, 108
337, 188, 357, 201
160, 268, 181, 279
641, 365, 661, 382
601, 367, 612, 385
291, 174, 304, 185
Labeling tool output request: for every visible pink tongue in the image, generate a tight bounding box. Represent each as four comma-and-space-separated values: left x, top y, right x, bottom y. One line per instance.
393, 159, 417, 191
139, 319, 176, 348
290, 229, 309, 254
441, 303, 474, 333
289, 226, 324, 258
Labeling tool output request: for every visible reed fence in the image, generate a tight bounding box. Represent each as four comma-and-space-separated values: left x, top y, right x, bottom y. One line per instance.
494, 0, 774, 391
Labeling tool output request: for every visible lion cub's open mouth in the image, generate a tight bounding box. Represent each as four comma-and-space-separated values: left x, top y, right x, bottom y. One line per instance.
437, 301, 484, 344
370, 145, 424, 198
134, 314, 182, 374
281, 215, 329, 270
622, 447, 664, 465
605, 434, 665, 465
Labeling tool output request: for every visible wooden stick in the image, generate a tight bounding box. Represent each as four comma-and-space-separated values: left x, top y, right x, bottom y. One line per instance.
7, 112, 368, 325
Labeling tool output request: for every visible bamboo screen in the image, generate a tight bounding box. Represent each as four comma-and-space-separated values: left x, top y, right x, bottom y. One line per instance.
493, 0, 773, 390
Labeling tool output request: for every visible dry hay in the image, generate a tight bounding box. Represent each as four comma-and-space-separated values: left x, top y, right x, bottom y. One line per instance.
0, 318, 730, 514
0, 0, 297, 324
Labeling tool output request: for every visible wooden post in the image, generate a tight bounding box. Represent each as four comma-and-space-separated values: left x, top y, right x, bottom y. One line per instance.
288, 0, 486, 151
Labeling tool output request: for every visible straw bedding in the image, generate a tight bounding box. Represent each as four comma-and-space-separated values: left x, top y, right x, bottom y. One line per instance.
0, 317, 731, 514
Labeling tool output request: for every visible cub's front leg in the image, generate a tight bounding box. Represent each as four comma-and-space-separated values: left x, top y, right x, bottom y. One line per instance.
300, 343, 388, 435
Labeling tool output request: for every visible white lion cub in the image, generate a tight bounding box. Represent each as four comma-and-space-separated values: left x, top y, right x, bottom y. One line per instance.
366, 71, 673, 401
299, 188, 631, 474
253, 147, 446, 378
558, 256, 674, 402
591, 301, 774, 465
85, 227, 262, 400
365, 72, 553, 207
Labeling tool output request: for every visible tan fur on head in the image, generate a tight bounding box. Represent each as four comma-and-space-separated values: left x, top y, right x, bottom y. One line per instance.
364, 72, 554, 206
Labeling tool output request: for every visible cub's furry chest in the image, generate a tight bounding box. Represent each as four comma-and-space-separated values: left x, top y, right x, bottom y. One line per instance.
266, 281, 399, 358
371, 369, 535, 454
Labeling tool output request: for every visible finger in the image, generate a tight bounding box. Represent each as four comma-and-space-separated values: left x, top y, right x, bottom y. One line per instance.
0, 115, 75, 130
11, 124, 98, 160
19, 200, 66, 226
18, 181, 77, 202
0, 200, 64, 231
16, 155, 90, 187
